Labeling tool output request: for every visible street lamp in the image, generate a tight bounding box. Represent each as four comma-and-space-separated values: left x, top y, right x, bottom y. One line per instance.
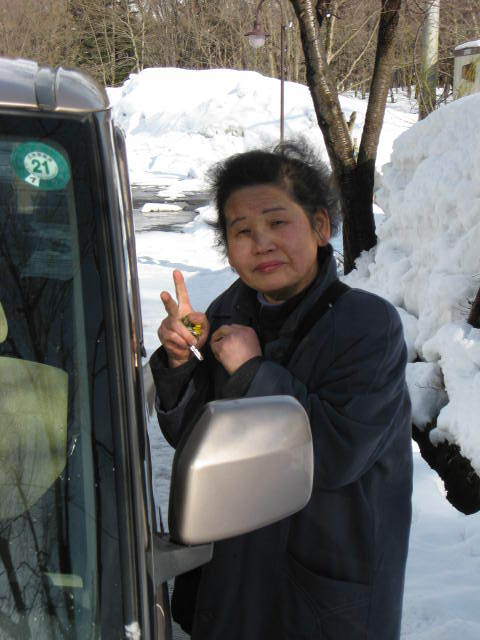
245, 0, 286, 143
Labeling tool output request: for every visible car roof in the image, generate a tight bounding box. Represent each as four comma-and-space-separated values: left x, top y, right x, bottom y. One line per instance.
0, 57, 109, 114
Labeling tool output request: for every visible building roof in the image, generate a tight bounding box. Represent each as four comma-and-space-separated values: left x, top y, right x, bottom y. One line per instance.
454, 40, 480, 57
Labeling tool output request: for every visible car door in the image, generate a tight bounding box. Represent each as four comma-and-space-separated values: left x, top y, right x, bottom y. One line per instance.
0, 59, 155, 639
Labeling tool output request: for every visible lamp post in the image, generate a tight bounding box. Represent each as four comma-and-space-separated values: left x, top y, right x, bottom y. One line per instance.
245, 0, 286, 143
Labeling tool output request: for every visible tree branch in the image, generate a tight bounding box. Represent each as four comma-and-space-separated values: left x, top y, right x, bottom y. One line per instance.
325, 0, 337, 63
358, 0, 402, 164
290, 0, 354, 177
339, 16, 380, 88
329, 10, 381, 63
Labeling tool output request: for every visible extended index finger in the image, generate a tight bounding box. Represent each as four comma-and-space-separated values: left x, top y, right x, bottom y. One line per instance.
173, 269, 191, 308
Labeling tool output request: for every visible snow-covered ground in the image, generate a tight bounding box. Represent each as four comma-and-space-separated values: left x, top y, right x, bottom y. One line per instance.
110, 68, 480, 638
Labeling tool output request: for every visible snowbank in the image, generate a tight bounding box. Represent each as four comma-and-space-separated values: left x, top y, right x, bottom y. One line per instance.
345, 93, 480, 473
109, 67, 416, 188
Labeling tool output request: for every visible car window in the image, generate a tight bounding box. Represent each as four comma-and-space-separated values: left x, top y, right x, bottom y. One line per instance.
0, 119, 123, 638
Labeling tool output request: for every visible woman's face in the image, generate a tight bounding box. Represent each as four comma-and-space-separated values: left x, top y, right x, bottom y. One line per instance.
225, 184, 330, 303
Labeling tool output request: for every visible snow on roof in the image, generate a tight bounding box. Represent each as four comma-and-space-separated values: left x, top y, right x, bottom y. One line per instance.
455, 39, 480, 52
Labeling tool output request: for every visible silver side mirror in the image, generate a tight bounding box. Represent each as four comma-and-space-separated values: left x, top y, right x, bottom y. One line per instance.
169, 396, 313, 545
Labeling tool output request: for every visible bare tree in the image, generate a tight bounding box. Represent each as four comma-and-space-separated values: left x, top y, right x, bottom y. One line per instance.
2, 0, 479, 97
289, 0, 402, 273
0, 0, 80, 68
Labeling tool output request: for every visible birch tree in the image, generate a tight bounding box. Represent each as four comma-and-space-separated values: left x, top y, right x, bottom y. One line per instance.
418, 0, 440, 119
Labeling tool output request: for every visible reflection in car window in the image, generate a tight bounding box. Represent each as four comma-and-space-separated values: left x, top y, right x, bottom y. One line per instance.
0, 125, 121, 638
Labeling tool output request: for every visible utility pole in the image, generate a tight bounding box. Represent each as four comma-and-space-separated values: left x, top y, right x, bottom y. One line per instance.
419, 0, 440, 119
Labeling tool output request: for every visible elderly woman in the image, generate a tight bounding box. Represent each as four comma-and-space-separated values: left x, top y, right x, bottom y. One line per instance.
150, 143, 412, 640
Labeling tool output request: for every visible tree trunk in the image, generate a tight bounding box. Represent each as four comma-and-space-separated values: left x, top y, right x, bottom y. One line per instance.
325, 0, 337, 64
290, 0, 402, 273
344, 0, 401, 273
290, 0, 354, 175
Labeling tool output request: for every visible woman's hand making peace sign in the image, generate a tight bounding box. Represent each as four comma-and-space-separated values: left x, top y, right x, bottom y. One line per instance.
158, 270, 210, 368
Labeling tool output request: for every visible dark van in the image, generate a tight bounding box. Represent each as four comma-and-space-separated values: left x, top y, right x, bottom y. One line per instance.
0, 58, 313, 639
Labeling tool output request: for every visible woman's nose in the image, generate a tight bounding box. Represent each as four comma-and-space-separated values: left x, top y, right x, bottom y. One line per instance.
252, 230, 275, 253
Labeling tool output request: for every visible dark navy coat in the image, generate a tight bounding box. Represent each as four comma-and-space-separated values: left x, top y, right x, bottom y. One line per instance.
150, 247, 413, 639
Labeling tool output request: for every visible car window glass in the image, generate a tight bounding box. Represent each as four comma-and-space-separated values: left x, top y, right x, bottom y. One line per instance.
0, 133, 103, 638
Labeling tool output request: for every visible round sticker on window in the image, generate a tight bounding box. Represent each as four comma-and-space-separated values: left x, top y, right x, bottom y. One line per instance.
11, 142, 71, 190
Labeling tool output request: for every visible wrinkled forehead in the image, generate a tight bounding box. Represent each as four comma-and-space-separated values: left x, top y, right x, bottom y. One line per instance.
224, 182, 294, 218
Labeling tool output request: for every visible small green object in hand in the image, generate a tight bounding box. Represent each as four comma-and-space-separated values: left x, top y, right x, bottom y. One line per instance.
182, 316, 202, 336
182, 316, 203, 361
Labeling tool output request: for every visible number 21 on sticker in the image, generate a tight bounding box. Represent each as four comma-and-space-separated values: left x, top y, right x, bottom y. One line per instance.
24, 152, 58, 181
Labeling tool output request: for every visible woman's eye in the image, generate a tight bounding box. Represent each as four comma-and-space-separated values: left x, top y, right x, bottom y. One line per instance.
271, 220, 285, 227
237, 228, 250, 236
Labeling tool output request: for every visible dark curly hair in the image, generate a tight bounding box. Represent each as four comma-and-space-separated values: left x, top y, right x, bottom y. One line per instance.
207, 140, 340, 256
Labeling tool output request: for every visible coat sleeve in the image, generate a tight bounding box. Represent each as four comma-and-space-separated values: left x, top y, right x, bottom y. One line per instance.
148, 282, 245, 448
149, 345, 211, 448
245, 297, 411, 490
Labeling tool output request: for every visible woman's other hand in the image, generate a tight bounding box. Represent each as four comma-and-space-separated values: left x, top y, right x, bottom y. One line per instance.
210, 324, 262, 375
158, 270, 209, 368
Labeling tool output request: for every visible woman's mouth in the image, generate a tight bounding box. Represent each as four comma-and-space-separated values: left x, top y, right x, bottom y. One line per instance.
255, 261, 284, 274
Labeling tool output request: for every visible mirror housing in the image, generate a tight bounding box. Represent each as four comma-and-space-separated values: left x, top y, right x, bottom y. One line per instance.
169, 396, 313, 545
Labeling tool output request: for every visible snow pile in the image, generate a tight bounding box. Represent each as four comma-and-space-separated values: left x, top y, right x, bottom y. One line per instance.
141, 202, 182, 213
345, 93, 480, 472
109, 67, 415, 189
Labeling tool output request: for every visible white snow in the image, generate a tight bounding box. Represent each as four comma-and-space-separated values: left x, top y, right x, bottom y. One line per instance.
141, 202, 183, 213
406, 362, 448, 428
110, 67, 416, 187
455, 39, 480, 51
402, 445, 480, 639
109, 67, 480, 639
345, 93, 480, 473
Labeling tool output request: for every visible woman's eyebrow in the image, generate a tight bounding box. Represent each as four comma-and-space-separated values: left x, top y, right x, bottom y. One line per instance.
229, 215, 247, 228
262, 206, 286, 214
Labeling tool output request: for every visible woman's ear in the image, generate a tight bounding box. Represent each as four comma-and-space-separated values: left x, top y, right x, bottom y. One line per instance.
313, 209, 331, 246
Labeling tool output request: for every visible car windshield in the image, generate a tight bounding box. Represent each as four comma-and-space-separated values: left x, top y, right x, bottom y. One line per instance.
0, 121, 122, 638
